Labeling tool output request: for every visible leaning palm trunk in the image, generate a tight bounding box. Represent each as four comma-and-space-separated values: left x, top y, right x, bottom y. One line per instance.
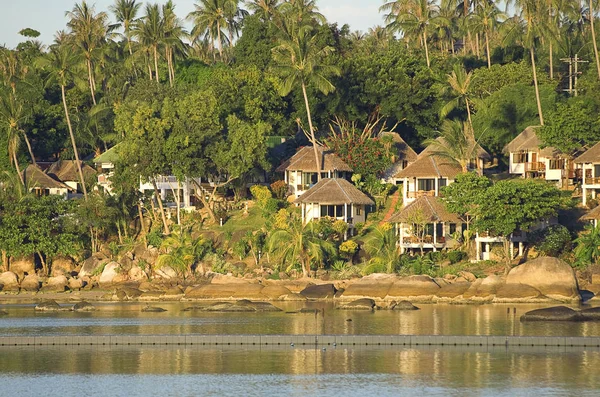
12, 150, 24, 186
422, 31, 430, 68
591, 0, 600, 80
86, 59, 96, 106
153, 45, 159, 83
217, 22, 224, 60
301, 82, 321, 180
61, 84, 88, 199
485, 31, 491, 69
530, 47, 544, 125
22, 132, 36, 166
151, 177, 170, 235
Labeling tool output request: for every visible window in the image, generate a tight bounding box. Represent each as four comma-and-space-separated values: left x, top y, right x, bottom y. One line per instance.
301, 172, 318, 187
595, 165, 600, 178
417, 178, 435, 191
513, 152, 527, 163
356, 206, 361, 216
449, 223, 457, 235
438, 178, 447, 188
549, 159, 564, 170
320, 205, 344, 218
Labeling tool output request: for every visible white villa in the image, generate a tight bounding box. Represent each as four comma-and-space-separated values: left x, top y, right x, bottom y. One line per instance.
22, 164, 74, 198
574, 141, 600, 207
276, 146, 353, 198
379, 131, 418, 185
45, 159, 96, 197
295, 178, 374, 235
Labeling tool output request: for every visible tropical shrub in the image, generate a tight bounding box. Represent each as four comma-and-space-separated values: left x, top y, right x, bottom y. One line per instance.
531, 225, 572, 257
447, 250, 468, 264
270, 180, 288, 200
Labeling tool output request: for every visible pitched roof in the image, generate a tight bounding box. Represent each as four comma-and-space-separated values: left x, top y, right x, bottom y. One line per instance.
294, 178, 374, 205
503, 126, 561, 157
388, 196, 461, 223
580, 206, 600, 221
275, 146, 353, 173
393, 137, 489, 179
379, 131, 418, 163
93, 144, 121, 164
22, 165, 74, 191
575, 141, 600, 164
46, 159, 96, 183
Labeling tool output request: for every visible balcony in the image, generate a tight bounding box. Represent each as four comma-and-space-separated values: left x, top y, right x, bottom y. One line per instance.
401, 235, 446, 244
407, 190, 436, 199
524, 162, 546, 172
584, 177, 600, 185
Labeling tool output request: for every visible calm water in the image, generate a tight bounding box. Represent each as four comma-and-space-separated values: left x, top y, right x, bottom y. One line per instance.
1, 301, 600, 396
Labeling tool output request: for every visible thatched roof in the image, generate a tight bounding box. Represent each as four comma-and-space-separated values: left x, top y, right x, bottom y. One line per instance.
22, 165, 74, 191
46, 160, 96, 183
580, 206, 600, 221
575, 141, 600, 164
379, 131, 418, 163
394, 138, 489, 179
388, 196, 461, 223
294, 178, 374, 205
276, 146, 353, 173
504, 126, 561, 157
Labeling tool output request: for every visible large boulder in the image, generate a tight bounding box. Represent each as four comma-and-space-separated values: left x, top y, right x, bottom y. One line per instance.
155, 265, 177, 280
20, 274, 41, 292
261, 285, 292, 300
79, 253, 109, 277
72, 301, 96, 312
185, 283, 265, 299
520, 306, 581, 322
99, 262, 120, 285
338, 298, 376, 310
386, 275, 440, 299
133, 244, 159, 266
506, 257, 580, 300
128, 266, 147, 282
10, 255, 35, 279
436, 282, 472, 298
392, 300, 420, 311
462, 279, 483, 299
580, 307, 600, 321
35, 300, 62, 311
495, 284, 543, 301
68, 277, 85, 291
300, 284, 337, 299
475, 275, 504, 298
51, 256, 77, 277
202, 300, 282, 312
341, 275, 395, 299
0, 272, 19, 291
42, 275, 68, 292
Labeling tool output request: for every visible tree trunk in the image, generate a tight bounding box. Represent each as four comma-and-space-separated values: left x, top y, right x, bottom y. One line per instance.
12, 150, 24, 186
148, 62, 153, 81
301, 82, 321, 181
591, 0, 600, 80
217, 22, 224, 60
503, 238, 512, 275
485, 30, 491, 69
166, 47, 173, 87
38, 251, 48, 276
138, 202, 148, 246
191, 179, 217, 223
465, 97, 473, 127
86, 58, 96, 106
153, 45, 160, 83
151, 177, 170, 235
422, 30, 430, 68
475, 32, 480, 58
22, 131, 36, 166
530, 47, 544, 125
549, 41, 554, 79
61, 84, 88, 199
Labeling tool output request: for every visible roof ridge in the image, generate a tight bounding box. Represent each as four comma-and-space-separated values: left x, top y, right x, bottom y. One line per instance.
336, 178, 352, 203
430, 156, 441, 177
424, 196, 438, 222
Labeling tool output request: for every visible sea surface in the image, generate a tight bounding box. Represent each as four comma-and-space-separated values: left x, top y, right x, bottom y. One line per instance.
1, 301, 599, 396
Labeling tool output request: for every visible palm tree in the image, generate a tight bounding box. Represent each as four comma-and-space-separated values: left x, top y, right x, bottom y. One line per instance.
162, 1, 187, 86
135, 3, 163, 82
268, 214, 336, 278
156, 226, 210, 279
575, 223, 600, 266
246, 0, 280, 21
271, 25, 340, 180
188, 0, 228, 61
65, 1, 110, 105
472, 0, 506, 68
441, 64, 475, 126
223, 0, 248, 48
110, 0, 142, 57
589, 0, 600, 79
0, 92, 25, 185
362, 223, 401, 274
425, 119, 483, 174
36, 45, 88, 199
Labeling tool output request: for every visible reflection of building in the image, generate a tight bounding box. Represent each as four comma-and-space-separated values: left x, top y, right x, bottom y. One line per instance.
276, 146, 353, 198
394, 138, 489, 206
505, 126, 573, 186
574, 141, 600, 206
22, 164, 73, 197
295, 178, 374, 235
389, 196, 462, 253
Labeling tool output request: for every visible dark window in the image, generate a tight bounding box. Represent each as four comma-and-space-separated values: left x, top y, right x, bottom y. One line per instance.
417, 179, 435, 191
513, 153, 527, 163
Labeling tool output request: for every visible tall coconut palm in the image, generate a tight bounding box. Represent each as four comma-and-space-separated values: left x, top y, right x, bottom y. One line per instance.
66, 1, 110, 105
425, 119, 483, 174
246, 0, 280, 21
36, 45, 88, 199
188, 0, 228, 61
0, 92, 25, 185
135, 4, 163, 82
472, 0, 506, 68
162, 1, 187, 86
590, 0, 600, 79
271, 25, 340, 179
110, 0, 142, 57
441, 64, 475, 126
223, 0, 248, 47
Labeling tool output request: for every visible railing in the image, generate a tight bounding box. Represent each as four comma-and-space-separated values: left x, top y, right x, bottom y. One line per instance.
524, 162, 546, 172
402, 236, 446, 244
407, 190, 436, 199
584, 177, 600, 185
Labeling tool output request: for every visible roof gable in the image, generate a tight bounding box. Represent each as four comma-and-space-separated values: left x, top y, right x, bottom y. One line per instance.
294, 178, 374, 205
575, 141, 600, 164
276, 146, 353, 173
22, 165, 74, 191
504, 126, 562, 157
389, 196, 460, 223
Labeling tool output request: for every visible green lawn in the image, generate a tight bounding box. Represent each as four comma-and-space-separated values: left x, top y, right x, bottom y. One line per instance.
204, 204, 267, 234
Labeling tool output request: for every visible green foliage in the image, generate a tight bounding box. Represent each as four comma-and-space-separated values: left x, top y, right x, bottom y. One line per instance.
327, 135, 391, 177
574, 224, 600, 268
155, 226, 212, 279
361, 223, 401, 274
250, 185, 273, 207
441, 172, 491, 224
447, 250, 468, 264
270, 180, 288, 200
470, 62, 552, 98
531, 225, 573, 258
339, 240, 358, 261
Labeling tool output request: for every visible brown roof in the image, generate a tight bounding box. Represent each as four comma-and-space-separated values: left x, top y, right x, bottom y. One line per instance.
504, 126, 561, 157
276, 146, 353, 173
580, 206, 600, 221
388, 196, 461, 223
575, 141, 600, 164
294, 178, 374, 205
22, 165, 74, 191
379, 131, 418, 163
46, 159, 96, 183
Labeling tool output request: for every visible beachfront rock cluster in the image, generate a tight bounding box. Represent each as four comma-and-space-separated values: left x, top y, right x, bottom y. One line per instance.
0, 256, 587, 305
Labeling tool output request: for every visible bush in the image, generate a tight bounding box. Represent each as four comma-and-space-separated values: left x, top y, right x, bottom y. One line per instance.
532, 225, 573, 257
447, 250, 468, 264
339, 240, 359, 260
250, 185, 272, 207
262, 198, 281, 216
270, 180, 288, 200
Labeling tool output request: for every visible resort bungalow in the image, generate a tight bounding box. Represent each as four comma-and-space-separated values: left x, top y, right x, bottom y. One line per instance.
580, 206, 600, 227
389, 196, 461, 253
276, 146, 353, 198
505, 126, 573, 186
45, 159, 96, 196
22, 164, 74, 198
574, 141, 600, 206
379, 131, 418, 184
394, 138, 490, 206
295, 178, 374, 235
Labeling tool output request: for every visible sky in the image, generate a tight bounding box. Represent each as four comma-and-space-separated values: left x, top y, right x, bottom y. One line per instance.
0, 0, 386, 49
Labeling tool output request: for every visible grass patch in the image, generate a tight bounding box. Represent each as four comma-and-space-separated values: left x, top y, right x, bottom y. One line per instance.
205, 205, 267, 234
